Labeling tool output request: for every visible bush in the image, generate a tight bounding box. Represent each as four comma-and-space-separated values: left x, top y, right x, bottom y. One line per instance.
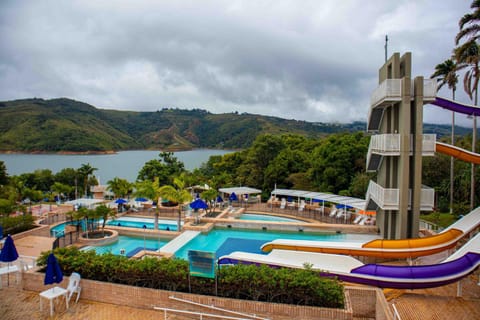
37, 247, 344, 308
0, 214, 35, 235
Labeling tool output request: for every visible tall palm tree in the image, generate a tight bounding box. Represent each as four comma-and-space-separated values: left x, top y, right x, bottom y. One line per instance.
77, 163, 97, 198
431, 59, 458, 213
455, 40, 480, 211
158, 176, 192, 232
456, 2, 480, 210
107, 177, 132, 199
134, 178, 162, 230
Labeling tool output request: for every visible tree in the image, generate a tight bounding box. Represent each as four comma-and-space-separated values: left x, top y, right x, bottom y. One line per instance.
455, 0, 480, 45
202, 188, 218, 214
77, 163, 97, 198
96, 204, 116, 236
456, 41, 480, 211
0, 161, 8, 186
134, 178, 162, 230
137, 152, 185, 185
431, 58, 458, 213
107, 177, 132, 199
158, 177, 192, 232
51, 182, 73, 203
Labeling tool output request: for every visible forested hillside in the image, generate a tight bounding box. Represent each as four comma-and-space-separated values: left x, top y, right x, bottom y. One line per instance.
0, 97, 476, 152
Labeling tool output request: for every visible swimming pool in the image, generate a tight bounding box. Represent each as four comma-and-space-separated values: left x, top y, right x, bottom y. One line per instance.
50, 221, 86, 237
237, 213, 306, 223
173, 228, 378, 260
82, 235, 168, 257
106, 216, 178, 231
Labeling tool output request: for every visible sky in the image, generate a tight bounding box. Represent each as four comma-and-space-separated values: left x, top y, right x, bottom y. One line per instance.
0, 0, 476, 127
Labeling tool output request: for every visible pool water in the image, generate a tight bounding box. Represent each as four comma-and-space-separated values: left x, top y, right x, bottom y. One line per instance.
50, 221, 86, 237
82, 235, 168, 257
238, 213, 305, 223
173, 228, 377, 260
106, 216, 178, 231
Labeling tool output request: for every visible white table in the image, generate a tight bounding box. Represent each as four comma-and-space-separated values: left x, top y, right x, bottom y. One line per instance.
39, 286, 69, 316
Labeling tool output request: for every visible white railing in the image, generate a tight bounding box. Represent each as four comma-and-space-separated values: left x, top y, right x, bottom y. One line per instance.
367, 181, 435, 210
421, 134, 436, 155
369, 134, 401, 155
371, 79, 403, 107
367, 181, 399, 210
423, 79, 437, 101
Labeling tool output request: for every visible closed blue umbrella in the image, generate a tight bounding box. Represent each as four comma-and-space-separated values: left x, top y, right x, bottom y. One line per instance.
216, 196, 223, 203
190, 198, 208, 210
229, 192, 238, 201
44, 253, 63, 286
0, 235, 19, 286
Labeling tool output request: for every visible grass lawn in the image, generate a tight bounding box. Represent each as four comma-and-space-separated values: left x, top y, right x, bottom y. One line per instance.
420, 212, 457, 228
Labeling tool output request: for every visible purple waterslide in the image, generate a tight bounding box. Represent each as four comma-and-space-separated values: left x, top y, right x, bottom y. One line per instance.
431, 97, 480, 116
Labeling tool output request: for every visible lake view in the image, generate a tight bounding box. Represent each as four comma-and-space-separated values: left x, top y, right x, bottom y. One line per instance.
0, 149, 233, 182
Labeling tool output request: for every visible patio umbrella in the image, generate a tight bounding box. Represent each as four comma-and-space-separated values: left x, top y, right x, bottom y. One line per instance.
190, 198, 208, 210
115, 198, 127, 204
135, 197, 148, 202
44, 253, 63, 286
0, 235, 19, 286
216, 196, 223, 203
229, 192, 238, 201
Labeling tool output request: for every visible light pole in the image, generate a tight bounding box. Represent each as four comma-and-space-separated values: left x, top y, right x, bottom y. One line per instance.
143, 224, 147, 251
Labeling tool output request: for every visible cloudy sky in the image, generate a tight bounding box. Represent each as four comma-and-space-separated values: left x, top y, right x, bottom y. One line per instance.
0, 0, 475, 126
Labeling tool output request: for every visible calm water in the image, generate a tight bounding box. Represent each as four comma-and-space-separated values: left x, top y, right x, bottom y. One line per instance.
0, 149, 232, 182
238, 213, 305, 222
82, 235, 168, 257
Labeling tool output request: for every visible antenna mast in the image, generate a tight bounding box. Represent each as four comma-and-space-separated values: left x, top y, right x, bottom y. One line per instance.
384, 35, 388, 62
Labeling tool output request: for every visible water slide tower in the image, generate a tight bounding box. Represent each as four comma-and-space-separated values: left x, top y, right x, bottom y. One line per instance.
365, 52, 437, 239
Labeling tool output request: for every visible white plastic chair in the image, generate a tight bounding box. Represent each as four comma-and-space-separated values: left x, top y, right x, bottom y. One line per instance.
66, 272, 81, 303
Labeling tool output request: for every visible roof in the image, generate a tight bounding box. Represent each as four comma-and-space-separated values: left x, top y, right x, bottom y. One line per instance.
219, 187, 261, 195
271, 188, 366, 210
65, 198, 107, 208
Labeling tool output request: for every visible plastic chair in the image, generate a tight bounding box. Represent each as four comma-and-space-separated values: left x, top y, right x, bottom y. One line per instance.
66, 272, 81, 303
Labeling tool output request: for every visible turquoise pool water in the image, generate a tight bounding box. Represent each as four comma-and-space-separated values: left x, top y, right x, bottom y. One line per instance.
50, 221, 86, 237
238, 213, 305, 222
82, 235, 168, 257
173, 228, 377, 260
106, 216, 178, 231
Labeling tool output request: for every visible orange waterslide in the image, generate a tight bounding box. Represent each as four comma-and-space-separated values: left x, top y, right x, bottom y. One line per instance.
261, 229, 463, 259
435, 142, 480, 165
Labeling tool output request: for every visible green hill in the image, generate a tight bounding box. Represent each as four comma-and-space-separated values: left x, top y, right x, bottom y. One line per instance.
0, 98, 475, 152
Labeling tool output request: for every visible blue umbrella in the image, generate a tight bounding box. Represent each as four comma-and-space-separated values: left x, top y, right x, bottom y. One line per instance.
229, 192, 238, 201
190, 198, 208, 210
0, 235, 19, 286
216, 196, 223, 203
44, 253, 63, 286
135, 197, 148, 202
115, 198, 127, 204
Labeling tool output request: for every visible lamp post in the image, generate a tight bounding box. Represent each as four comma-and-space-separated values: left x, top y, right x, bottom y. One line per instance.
143, 224, 147, 251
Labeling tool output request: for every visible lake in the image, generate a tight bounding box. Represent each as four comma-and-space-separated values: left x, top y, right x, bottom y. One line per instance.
0, 149, 233, 182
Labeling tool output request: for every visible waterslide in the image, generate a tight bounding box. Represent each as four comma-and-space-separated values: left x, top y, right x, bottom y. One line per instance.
218, 232, 480, 289
260, 207, 480, 259
435, 141, 480, 164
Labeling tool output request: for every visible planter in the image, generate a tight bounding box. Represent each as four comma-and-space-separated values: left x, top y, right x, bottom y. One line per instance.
78, 229, 118, 246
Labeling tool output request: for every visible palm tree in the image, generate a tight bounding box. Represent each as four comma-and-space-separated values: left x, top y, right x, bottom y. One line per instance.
77, 163, 97, 198
456, 2, 480, 210
158, 177, 192, 232
455, 40, 480, 211
134, 178, 162, 230
107, 177, 132, 199
431, 59, 458, 213
96, 204, 116, 236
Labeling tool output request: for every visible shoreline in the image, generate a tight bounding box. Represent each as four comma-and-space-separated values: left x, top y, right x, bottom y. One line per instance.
0, 147, 238, 155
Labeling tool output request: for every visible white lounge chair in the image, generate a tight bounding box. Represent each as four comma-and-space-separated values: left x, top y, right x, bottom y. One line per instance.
280, 198, 286, 209
298, 200, 305, 212
329, 209, 337, 218
353, 215, 363, 224
66, 272, 81, 303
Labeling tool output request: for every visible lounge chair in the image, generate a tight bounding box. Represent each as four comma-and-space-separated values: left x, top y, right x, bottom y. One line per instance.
280, 198, 286, 209
298, 200, 305, 212
329, 209, 337, 218
66, 272, 81, 303
353, 215, 363, 224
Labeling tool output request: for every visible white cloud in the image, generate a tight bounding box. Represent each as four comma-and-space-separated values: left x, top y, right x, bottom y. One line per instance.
0, 0, 475, 126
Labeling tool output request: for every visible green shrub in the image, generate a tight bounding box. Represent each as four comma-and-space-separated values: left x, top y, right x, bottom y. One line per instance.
0, 214, 35, 235
37, 247, 344, 308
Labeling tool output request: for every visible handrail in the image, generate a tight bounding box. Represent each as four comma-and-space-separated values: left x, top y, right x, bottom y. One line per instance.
392, 303, 402, 320
153, 306, 258, 320
168, 296, 270, 320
